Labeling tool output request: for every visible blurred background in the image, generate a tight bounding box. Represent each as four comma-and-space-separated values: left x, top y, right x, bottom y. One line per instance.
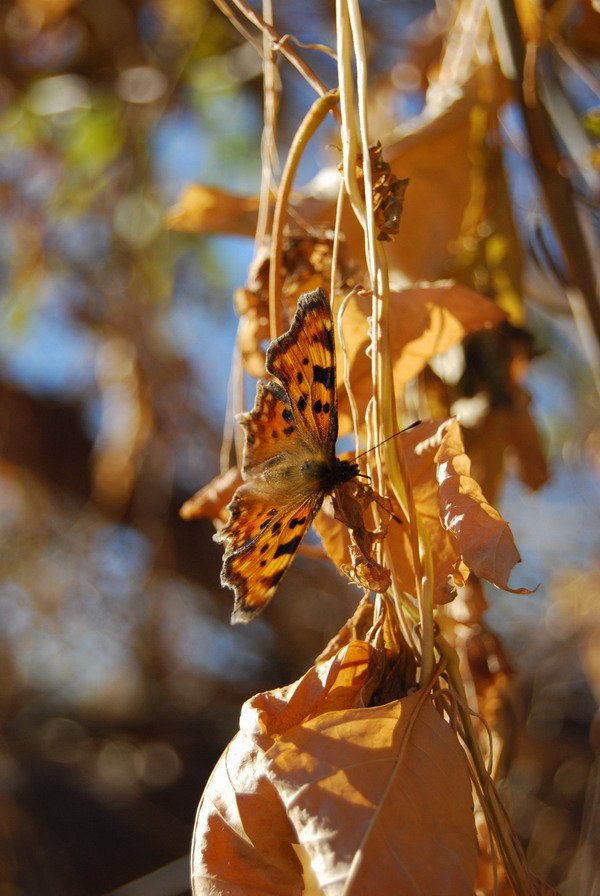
1, 0, 600, 893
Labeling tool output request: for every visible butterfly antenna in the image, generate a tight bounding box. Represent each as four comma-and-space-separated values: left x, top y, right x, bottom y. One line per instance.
353, 420, 421, 462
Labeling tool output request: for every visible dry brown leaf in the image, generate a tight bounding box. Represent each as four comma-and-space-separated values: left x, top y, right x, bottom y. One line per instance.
180, 467, 242, 524
381, 419, 466, 604
383, 81, 488, 281
265, 685, 478, 896
165, 184, 261, 236
234, 235, 348, 376
400, 418, 471, 594
451, 145, 526, 326
337, 282, 506, 433
506, 394, 550, 491
292, 80, 494, 285
435, 419, 532, 592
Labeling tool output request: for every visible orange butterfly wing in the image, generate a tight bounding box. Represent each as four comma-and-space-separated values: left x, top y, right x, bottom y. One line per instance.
215, 380, 304, 553
239, 379, 301, 476
266, 289, 338, 453
218, 288, 354, 622
221, 492, 323, 623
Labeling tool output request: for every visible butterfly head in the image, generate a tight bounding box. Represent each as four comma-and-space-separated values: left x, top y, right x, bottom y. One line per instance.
307, 455, 360, 494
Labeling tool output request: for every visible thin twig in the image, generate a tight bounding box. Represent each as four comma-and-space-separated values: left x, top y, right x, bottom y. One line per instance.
219, 0, 341, 123
268, 90, 340, 339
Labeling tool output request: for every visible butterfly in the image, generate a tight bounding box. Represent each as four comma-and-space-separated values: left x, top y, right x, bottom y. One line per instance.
216, 288, 360, 623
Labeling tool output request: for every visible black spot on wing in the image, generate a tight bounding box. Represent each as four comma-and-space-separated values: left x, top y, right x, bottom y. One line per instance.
258, 508, 278, 531
297, 395, 307, 413
312, 365, 335, 389
282, 408, 294, 423
313, 399, 322, 414
273, 535, 302, 558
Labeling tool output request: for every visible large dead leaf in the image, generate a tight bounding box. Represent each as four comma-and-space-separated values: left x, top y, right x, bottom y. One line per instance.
435, 419, 531, 592
337, 281, 506, 433
192, 642, 477, 895
265, 685, 478, 896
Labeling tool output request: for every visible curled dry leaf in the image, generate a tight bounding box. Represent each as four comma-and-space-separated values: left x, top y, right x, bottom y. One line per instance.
314, 479, 392, 594
435, 419, 533, 593
192, 642, 477, 896
350, 141, 408, 241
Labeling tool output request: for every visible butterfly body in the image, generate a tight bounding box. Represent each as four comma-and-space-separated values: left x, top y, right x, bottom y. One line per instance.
217, 288, 359, 622
259, 448, 357, 491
